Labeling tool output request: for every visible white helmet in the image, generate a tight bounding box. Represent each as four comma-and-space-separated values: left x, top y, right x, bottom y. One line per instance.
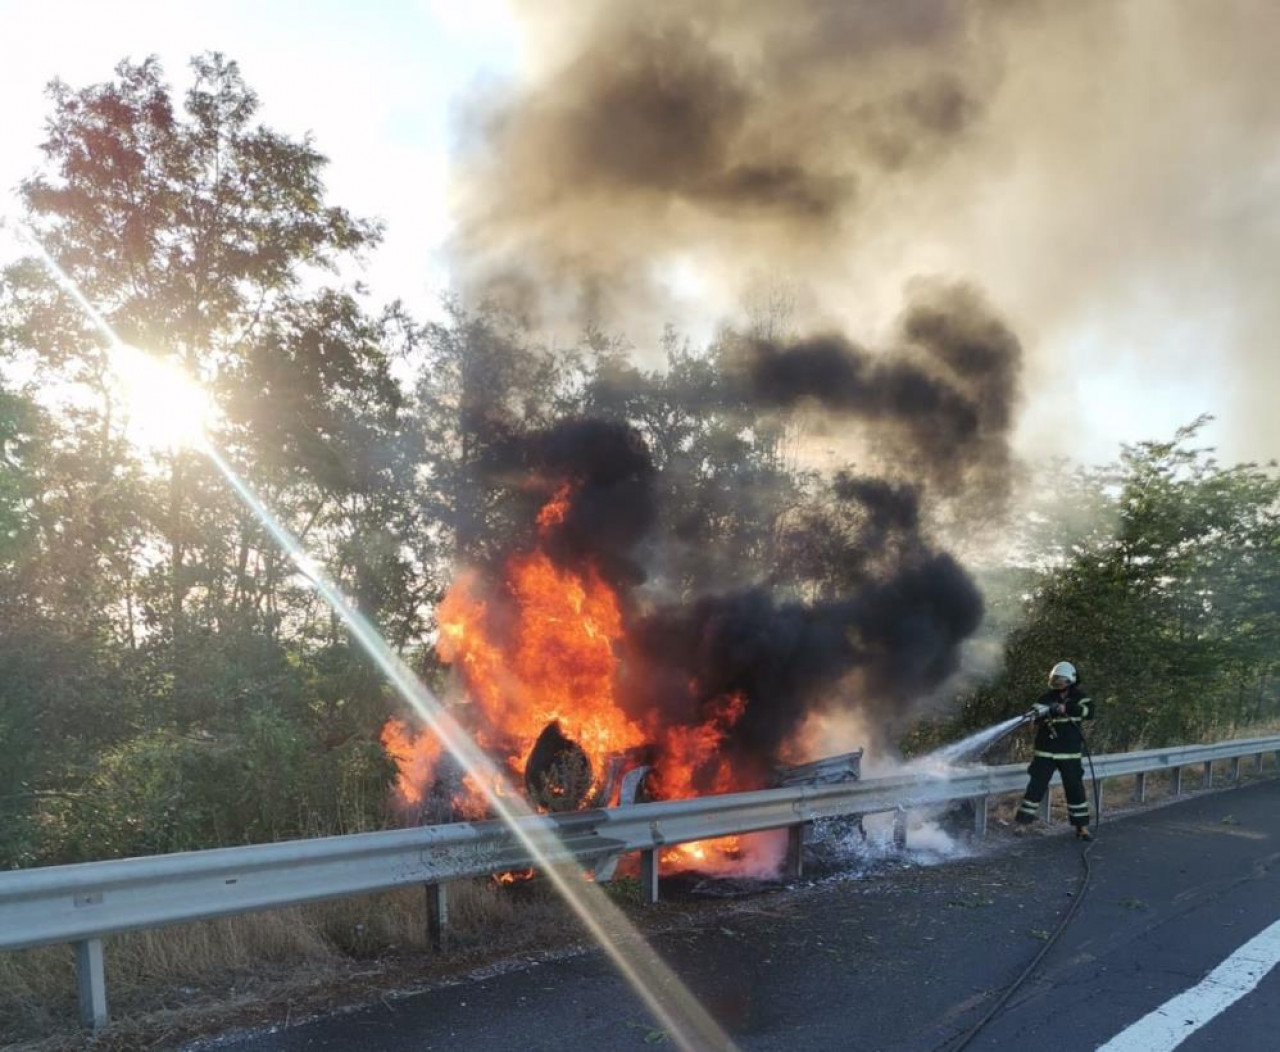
1048, 660, 1077, 685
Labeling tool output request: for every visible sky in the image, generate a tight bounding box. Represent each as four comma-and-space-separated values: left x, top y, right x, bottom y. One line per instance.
0, 0, 522, 307
1, 1, 1276, 468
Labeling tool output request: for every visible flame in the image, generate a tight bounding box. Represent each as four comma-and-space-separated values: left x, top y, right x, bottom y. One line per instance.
438, 549, 648, 793
494, 868, 536, 885
382, 488, 774, 875
535, 482, 573, 532
647, 693, 757, 873
380, 717, 440, 807
380, 716, 490, 817
661, 829, 788, 876
647, 692, 746, 800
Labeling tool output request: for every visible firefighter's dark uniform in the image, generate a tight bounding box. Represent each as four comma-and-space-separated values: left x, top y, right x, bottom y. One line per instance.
1016, 685, 1094, 828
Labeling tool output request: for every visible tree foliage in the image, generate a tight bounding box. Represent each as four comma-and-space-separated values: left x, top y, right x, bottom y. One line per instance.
0, 55, 402, 865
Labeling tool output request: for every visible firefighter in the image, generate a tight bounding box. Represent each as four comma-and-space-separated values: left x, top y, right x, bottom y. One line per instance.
1016, 661, 1095, 840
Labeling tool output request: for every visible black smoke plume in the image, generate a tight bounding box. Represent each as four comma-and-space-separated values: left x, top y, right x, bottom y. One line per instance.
454, 1, 1003, 319
472, 416, 986, 783
729, 280, 1022, 500
480, 418, 657, 589
621, 472, 983, 786
532, 418, 657, 589
735, 332, 980, 474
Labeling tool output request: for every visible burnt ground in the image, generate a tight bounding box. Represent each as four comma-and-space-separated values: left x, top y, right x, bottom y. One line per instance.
195, 776, 1280, 1052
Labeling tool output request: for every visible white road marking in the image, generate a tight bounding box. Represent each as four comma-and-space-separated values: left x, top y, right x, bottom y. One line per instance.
1097, 917, 1280, 1051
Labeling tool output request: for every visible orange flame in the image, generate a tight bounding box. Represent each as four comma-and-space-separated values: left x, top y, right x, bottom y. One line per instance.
438, 549, 647, 796
382, 488, 774, 876
380, 717, 440, 807
647, 692, 747, 800
535, 482, 573, 533
661, 830, 787, 876
380, 717, 489, 817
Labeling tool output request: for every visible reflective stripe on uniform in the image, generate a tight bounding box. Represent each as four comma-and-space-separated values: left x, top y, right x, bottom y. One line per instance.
1067, 804, 1090, 813
1034, 750, 1083, 759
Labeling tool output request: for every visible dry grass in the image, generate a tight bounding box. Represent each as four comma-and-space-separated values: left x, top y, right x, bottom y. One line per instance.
0, 876, 594, 1049
1224, 716, 1280, 738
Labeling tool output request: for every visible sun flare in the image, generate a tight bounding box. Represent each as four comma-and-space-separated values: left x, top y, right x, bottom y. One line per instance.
110, 345, 213, 450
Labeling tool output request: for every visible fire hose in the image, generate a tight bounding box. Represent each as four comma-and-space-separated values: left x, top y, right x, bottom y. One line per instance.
944, 726, 1101, 1052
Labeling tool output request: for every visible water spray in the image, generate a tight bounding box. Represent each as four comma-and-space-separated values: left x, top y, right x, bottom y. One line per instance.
920, 712, 1034, 768
11, 219, 736, 1052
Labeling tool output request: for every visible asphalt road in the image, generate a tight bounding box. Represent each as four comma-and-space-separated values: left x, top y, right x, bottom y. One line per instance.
218, 779, 1280, 1051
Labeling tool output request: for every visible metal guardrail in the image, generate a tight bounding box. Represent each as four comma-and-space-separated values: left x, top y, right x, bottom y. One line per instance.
4, 734, 1279, 1030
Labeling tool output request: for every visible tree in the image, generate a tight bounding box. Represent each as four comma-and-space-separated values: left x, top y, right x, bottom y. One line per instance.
0, 54, 410, 863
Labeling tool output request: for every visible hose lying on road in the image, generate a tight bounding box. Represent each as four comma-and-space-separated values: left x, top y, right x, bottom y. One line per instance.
945, 735, 1102, 1052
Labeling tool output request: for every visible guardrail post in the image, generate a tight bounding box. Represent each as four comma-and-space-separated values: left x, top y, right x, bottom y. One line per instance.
973, 796, 988, 838
425, 882, 449, 952
1134, 771, 1147, 803
1037, 794, 1051, 822
639, 849, 660, 904
783, 823, 807, 879
75, 938, 108, 1031
1230, 757, 1241, 785
1255, 753, 1265, 775
893, 808, 908, 849
1203, 761, 1213, 789
1093, 778, 1104, 820
1171, 766, 1183, 796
